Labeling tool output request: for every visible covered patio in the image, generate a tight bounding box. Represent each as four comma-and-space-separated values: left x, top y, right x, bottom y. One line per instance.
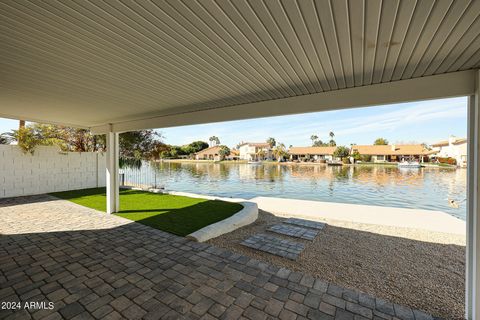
1, 0, 480, 319
1, 194, 432, 320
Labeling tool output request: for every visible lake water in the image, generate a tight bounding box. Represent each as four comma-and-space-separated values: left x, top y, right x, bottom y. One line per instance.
121, 162, 467, 220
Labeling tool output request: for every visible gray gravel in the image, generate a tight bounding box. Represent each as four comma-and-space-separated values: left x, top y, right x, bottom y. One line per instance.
208, 210, 465, 319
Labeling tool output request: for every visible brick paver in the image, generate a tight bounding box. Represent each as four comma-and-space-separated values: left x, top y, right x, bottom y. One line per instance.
241, 234, 305, 260
284, 218, 326, 230
0, 195, 434, 320
268, 224, 319, 240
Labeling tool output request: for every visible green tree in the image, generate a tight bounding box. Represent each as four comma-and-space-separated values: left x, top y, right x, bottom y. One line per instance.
218, 145, 230, 159
374, 138, 389, 145
266, 137, 276, 148
3, 123, 161, 157
119, 130, 163, 159
333, 146, 350, 160
351, 150, 361, 162
7, 126, 40, 154
150, 141, 171, 160
310, 135, 318, 146
181, 141, 209, 155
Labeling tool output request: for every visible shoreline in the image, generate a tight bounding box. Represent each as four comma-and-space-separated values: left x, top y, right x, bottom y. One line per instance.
157, 158, 459, 169
122, 185, 466, 233
252, 196, 465, 235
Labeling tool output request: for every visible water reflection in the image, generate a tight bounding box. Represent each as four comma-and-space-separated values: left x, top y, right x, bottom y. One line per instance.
125, 162, 467, 220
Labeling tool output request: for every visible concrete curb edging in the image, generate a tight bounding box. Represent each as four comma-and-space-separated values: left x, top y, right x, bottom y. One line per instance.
120, 187, 259, 242
186, 201, 258, 242
165, 191, 259, 242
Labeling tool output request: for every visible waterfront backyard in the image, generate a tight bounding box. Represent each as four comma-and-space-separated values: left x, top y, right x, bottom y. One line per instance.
0, 195, 437, 320
2, 187, 464, 319
44, 166, 466, 319
116, 162, 468, 318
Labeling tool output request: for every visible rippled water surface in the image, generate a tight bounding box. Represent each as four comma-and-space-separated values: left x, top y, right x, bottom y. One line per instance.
122, 162, 467, 220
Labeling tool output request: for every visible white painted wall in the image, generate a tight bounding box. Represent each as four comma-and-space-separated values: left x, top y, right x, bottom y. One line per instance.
0, 145, 106, 198
433, 137, 468, 167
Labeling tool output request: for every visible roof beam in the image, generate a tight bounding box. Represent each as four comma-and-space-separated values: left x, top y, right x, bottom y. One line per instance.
91, 69, 475, 134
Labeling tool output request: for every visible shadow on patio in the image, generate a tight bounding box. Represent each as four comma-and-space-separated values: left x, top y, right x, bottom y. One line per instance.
0, 194, 442, 319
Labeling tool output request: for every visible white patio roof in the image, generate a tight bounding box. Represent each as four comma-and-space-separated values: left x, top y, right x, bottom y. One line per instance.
0, 0, 479, 132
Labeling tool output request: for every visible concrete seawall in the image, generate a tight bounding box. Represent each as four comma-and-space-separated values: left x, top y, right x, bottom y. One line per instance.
251, 196, 466, 235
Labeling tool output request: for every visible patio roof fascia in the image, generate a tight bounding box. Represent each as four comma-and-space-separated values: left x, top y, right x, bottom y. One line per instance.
90, 69, 477, 134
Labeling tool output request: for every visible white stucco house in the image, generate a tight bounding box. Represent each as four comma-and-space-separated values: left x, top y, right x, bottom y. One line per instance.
288, 146, 336, 162
238, 142, 272, 161
431, 136, 467, 167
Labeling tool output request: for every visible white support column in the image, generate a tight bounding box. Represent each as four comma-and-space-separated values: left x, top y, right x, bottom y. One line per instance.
467, 70, 480, 320
106, 131, 119, 214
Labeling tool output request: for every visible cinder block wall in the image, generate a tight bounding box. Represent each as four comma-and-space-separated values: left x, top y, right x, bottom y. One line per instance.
0, 145, 106, 198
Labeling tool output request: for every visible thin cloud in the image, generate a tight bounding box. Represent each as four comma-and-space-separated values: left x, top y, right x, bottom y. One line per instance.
159, 97, 467, 147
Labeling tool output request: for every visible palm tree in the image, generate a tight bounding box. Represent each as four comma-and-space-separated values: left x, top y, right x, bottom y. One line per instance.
209, 136, 220, 146
266, 137, 276, 148
329, 131, 336, 146
310, 135, 318, 146
256, 150, 266, 161
273, 143, 287, 161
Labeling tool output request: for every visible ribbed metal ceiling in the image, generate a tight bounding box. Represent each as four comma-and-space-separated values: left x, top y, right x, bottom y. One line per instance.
0, 0, 479, 127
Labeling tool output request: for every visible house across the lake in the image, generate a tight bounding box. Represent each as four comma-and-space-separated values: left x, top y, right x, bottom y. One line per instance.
238, 142, 272, 161
288, 146, 337, 162
431, 136, 467, 167
226, 149, 240, 161
351, 144, 434, 163
194, 146, 222, 161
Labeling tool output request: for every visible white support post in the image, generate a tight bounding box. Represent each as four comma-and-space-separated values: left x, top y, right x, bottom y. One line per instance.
106, 131, 119, 214
467, 70, 480, 319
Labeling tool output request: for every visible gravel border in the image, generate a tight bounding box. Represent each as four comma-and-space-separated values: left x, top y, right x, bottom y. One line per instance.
208, 210, 465, 319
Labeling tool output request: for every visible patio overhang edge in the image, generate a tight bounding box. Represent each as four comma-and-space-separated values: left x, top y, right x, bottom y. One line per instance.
90, 70, 475, 134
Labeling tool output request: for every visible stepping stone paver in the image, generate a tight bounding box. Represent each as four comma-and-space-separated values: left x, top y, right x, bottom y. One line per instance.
267, 224, 319, 240
284, 218, 326, 230
240, 234, 305, 260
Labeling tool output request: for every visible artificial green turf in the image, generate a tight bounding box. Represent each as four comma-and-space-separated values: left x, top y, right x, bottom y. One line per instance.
50, 188, 243, 236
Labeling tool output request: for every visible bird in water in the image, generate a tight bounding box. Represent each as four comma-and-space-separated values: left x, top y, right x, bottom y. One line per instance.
448, 198, 467, 209
448, 199, 459, 208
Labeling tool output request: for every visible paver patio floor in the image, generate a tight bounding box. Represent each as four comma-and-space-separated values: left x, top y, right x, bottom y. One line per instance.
0, 195, 434, 320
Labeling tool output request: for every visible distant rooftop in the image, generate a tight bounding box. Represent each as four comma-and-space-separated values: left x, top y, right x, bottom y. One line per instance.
351, 145, 434, 156
431, 136, 467, 147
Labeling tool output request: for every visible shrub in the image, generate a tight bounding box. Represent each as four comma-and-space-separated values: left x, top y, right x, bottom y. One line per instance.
333, 146, 350, 160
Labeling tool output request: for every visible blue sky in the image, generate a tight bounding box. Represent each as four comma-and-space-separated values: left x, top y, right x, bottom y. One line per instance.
0, 96, 467, 147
